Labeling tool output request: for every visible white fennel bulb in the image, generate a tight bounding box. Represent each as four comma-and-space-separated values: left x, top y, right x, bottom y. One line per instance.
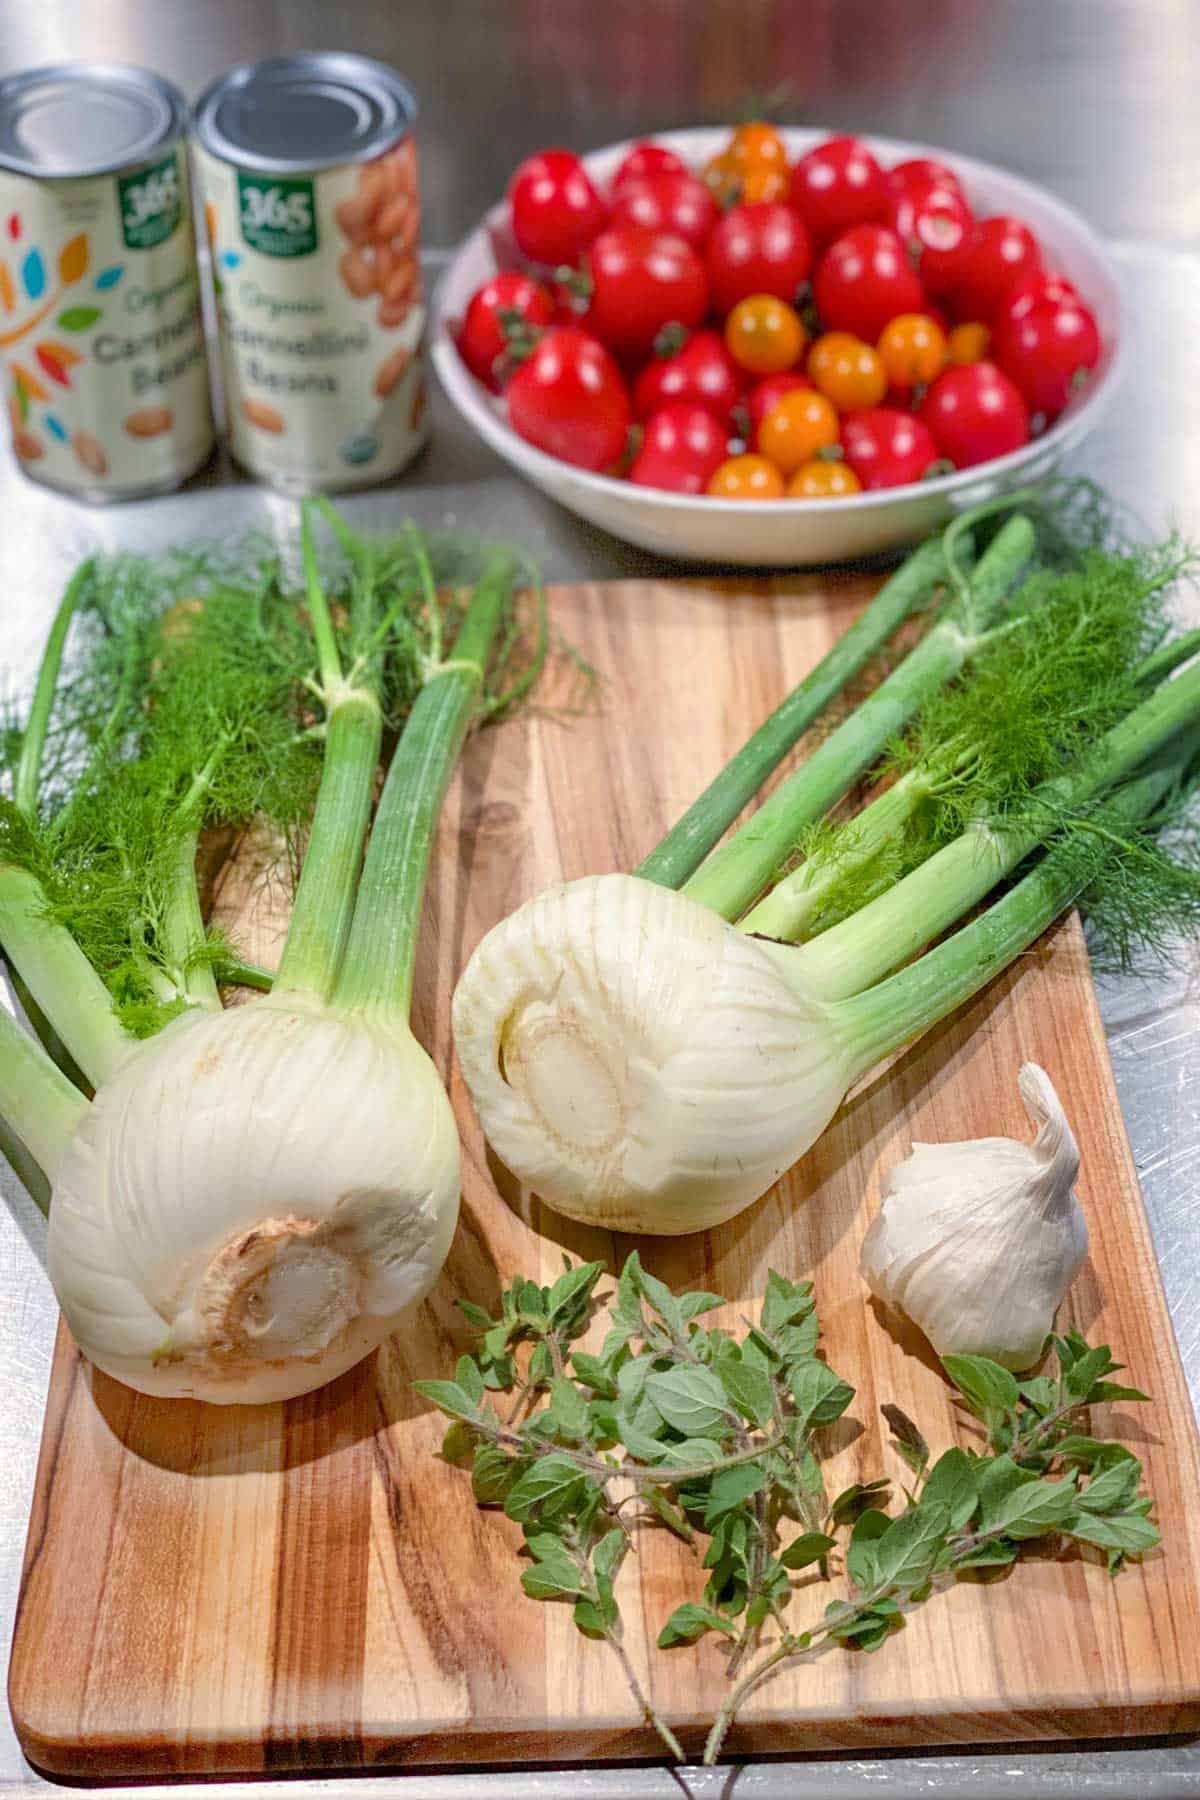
860, 1062, 1087, 1371
48, 995, 460, 1404
452, 873, 856, 1234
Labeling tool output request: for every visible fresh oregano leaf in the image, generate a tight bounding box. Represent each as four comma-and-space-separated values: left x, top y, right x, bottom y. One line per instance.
456, 1355, 485, 1403
715, 1353, 775, 1426
881, 1402, 930, 1476
829, 1478, 891, 1526
921, 1448, 980, 1531
546, 1259, 606, 1325
1065, 1510, 1161, 1555
644, 1486, 695, 1542
788, 1358, 855, 1429
987, 1475, 1078, 1539
704, 1462, 767, 1525
847, 1506, 891, 1590
572, 1351, 618, 1398
549, 1376, 590, 1442
942, 1354, 1020, 1419
658, 1601, 739, 1648
645, 1365, 730, 1436
472, 1443, 518, 1503
503, 1453, 590, 1523
781, 1531, 836, 1570
871, 1501, 951, 1589
413, 1378, 481, 1423
1076, 1457, 1142, 1516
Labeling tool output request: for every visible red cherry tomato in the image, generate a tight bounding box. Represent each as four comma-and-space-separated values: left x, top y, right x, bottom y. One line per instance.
952, 216, 1042, 320
790, 135, 887, 244
919, 361, 1030, 466
509, 149, 608, 266
995, 270, 1082, 326
747, 370, 814, 441
992, 297, 1102, 421
457, 272, 557, 392
813, 226, 926, 340
705, 202, 813, 316
840, 407, 940, 489
580, 226, 709, 359
610, 172, 719, 251
628, 402, 729, 493
611, 141, 688, 191
888, 182, 977, 296
886, 157, 964, 202
633, 328, 745, 428
507, 326, 631, 471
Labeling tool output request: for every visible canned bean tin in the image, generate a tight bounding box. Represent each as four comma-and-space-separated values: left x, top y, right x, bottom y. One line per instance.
0, 62, 213, 500
193, 53, 427, 494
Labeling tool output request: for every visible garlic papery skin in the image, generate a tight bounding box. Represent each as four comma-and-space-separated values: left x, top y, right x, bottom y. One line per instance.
859, 1062, 1087, 1371
452, 873, 857, 1236
47, 993, 461, 1404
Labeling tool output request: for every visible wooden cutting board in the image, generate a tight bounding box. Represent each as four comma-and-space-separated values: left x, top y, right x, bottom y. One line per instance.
10, 574, 1200, 1779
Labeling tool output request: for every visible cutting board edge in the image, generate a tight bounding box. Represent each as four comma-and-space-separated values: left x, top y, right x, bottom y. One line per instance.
13, 1687, 1200, 1781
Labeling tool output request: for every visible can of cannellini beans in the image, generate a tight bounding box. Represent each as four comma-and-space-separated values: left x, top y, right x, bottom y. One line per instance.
193, 53, 427, 493
0, 62, 213, 500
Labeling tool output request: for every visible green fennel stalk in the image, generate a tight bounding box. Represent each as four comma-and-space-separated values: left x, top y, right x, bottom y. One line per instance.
636, 534, 956, 889
683, 514, 1036, 920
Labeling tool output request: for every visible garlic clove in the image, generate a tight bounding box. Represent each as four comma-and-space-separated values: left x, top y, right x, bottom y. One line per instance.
860, 1063, 1088, 1371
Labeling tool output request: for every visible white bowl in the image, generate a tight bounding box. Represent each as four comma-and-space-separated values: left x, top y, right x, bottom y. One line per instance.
432, 128, 1124, 567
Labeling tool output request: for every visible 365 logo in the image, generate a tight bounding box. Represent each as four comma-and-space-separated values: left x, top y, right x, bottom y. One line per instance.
117, 154, 182, 251
236, 174, 318, 258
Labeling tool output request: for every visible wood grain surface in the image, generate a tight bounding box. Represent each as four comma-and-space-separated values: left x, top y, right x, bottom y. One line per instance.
9, 574, 1200, 1778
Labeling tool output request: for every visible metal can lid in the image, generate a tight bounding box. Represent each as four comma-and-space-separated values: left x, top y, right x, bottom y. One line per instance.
0, 61, 186, 179
193, 53, 416, 174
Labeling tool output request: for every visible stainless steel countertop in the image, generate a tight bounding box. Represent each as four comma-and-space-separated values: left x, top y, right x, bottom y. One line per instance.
3, 3, 1200, 1796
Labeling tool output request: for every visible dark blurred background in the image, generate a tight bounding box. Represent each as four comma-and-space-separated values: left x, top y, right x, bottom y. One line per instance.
2, 0, 1197, 249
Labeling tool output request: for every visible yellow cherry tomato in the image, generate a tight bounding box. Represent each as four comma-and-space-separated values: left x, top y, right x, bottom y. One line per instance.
730, 121, 789, 172
708, 454, 786, 499
702, 149, 742, 207
947, 320, 991, 365
877, 313, 947, 390
757, 390, 840, 475
788, 458, 862, 498
807, 332, 887, 411
725, 294, 806, 376
739, 164, 790, 204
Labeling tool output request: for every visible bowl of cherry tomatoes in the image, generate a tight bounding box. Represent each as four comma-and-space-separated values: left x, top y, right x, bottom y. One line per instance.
432, 125, 1122, 565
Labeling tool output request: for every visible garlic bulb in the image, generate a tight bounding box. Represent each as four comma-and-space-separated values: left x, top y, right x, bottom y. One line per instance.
48, 993, 460, 1404
452, 873, 857, 1235
859, 1062, 1087, 1371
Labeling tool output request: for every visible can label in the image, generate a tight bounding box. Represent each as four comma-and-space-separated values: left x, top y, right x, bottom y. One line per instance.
196, 138, 427, 492
0, 147, 213, 497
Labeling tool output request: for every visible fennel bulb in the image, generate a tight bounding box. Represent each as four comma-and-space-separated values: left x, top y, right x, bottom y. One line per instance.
860, 1063, 1086, 1370
48, 997, 459, 1402
0, 508, 538, 1403
454, 874, 857, 1234
454, 662, 1200, 1236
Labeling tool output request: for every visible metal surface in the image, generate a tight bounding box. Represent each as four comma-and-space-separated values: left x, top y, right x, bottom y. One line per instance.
193, 53, 416, 174
1, 2, 1200, 1795
0, 61, 185, 178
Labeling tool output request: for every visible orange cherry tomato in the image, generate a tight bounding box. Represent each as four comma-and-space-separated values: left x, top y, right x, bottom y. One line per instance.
947, 320, 991, 365
708, 453, 786, 499
725, 294, 806, 375
788, 458, 862, 497
739, 165, 790, 204
730, 122, 789, 172
877, 313, 948, 390
757, 389, 840, 474
807, 331, 887, 410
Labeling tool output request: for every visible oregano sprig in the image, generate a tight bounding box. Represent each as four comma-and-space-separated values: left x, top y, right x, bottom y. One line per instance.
417, 1259, 1159, 1766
